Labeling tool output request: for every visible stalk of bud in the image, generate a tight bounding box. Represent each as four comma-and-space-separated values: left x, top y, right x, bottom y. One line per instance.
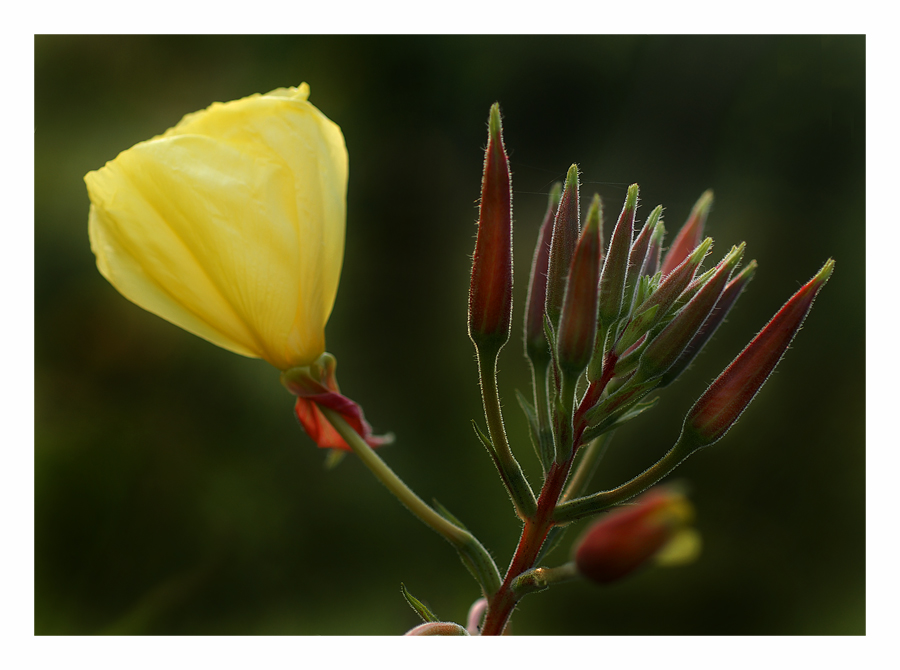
525, 183, 563, 365
468, 103, 513, 353
574, 487, 694, 584
557, 195, 603, 377
544, 165, 581, 328
679, 260, 834, 450
660, 189, 714, 277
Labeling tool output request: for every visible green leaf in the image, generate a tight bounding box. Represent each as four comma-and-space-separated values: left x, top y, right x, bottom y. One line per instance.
400, 583, 440, 623
432, 498, 468, 532
471, 420, 495, 456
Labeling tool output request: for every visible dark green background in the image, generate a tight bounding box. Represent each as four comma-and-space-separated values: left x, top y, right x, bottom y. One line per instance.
35, 35, 864, 635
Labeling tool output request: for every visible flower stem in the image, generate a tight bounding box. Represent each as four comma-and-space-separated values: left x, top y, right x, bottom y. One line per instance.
477, 349, 537, 519
552, 434, 694, 524
319, 407, 502, 596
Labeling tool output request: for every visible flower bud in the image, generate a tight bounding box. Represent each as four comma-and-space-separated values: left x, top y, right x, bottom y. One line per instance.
660, 189, 714, 277
468, 103, 514, 352
544, 165, 581, 328
637, 244, 744, 381
680, 259, 834, 449
404, 622, 470, 636
623, 205, 663, 315
557, 195, 603, 377
597, 184, 639, 327
643, 218, 666, 278
638, 237, 713, 326
85, 84, 347, 371
659, 260, 757, 387
525, 182, 563, 365
574, 487, 694, 584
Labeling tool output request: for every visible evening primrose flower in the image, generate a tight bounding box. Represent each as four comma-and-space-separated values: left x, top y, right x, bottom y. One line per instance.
85, 83, 348, 371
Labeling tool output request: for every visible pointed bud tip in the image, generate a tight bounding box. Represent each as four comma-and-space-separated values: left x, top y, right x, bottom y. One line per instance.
813, 258, 836, 285
688, 237, 714, 264
584, 193, 603, 231
488, 103, 502, 139
565, 164, 579, 188
625, 183, 640, 209
723, 242, 746, 270
695, 189, 714, 213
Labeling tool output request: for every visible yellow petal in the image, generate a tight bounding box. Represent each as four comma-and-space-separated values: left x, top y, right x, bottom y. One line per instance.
85, 84, 347, 370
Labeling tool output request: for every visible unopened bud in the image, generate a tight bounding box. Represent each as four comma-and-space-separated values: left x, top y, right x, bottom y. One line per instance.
574, 487, 694, 584
557, 195, 603, 376
638, 244, 745, 381
404, 621, 470, 636
468, 103, 513, 353
525, 182, 563, 364
643, 218, 666, 278
661, 189, 713, 277
638, 237, 713, 326
659, 260, 757, 387
680, 259, 834, 449
597, 184, 639, 326
545, 165, 581, 328
623, 205, 663, 315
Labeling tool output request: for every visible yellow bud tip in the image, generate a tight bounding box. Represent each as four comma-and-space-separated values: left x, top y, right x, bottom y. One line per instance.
584, 193, 603, 232
813, 258, 836, 285
689, 237, 714, 264
625, 183, 640, 210
694, 189, 714, 215
488, 103, 502, 140
723, 242, 746, 271
565, 164, 580, 189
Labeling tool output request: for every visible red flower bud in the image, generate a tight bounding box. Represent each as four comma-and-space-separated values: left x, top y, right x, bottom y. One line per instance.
623, 204, 663, 315
557, 195, 603, 376
597, 184, 639, 326
544, 165, 581, 328
574, 487, 693, 584
660, 189, 714, 277
404, 622, 469, 636
468, 103, 513, 352
637, 244, 744, 381
659, 260, 757, 387
524, 182, 563, 364
681, 259, 834, 449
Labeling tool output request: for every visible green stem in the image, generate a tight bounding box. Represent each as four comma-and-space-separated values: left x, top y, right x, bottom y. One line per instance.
561, 430, 613, 503
320, 407, 502, 596
553, 434, 694, 524
530, 360, 555, 472
511, 562, 580, 598
477, 350, 537, 519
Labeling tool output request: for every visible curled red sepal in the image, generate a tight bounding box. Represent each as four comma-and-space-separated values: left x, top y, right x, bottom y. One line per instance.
281, 354, 392, 452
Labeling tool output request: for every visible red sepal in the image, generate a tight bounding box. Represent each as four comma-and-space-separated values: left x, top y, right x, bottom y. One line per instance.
284, 357, 391, 451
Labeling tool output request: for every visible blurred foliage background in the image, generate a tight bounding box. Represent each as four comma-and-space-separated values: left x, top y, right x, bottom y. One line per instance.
34, 35, 864, 635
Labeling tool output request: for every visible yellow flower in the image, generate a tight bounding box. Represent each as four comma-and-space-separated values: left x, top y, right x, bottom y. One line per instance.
85, 84, 348, 371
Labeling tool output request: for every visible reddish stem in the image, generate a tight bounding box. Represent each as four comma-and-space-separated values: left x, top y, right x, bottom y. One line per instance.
481, 362, 617, 635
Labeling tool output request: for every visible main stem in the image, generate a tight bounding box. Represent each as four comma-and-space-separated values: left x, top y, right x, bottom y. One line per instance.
481, 454, 574, 635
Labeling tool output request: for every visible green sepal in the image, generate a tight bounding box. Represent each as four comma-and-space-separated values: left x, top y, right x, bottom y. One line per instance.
471, 420, 495, 457
400, 583, 440, 623
516, 388, 553, 472
432, 498, 469, 532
